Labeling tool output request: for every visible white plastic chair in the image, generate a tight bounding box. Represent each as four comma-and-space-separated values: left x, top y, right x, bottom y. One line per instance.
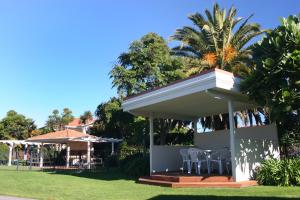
198, 150, 209, 174
179, 149, 191, 173
221, 149, 231, 174
188, 148, 207, 175
188, 148, 199, 174
208, 150, 223, 174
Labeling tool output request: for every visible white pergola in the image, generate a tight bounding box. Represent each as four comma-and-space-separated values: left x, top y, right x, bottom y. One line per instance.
122, 69, 279, 181
0, 140, 41, 166
0, 135, 121, 169
26, 135, 122, 169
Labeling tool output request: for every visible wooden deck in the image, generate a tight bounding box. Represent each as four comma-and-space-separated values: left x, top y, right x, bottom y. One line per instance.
139, 172, 257, 188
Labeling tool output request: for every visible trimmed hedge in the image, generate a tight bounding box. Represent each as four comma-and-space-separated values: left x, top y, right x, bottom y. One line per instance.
120, 153, 149, 177
256, 158, 300, 186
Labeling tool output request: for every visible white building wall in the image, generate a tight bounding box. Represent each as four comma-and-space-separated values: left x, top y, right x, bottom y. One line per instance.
152, 124, 279, 181
234, 124, 280, 181
152, 145, 191, 172
194, 129, 229, 149
194, 124, 280, 181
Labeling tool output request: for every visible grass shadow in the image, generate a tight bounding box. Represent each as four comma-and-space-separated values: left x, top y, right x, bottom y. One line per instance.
44, 168, 137, 181
0, 165, 41, 172
148, 195, 300, 200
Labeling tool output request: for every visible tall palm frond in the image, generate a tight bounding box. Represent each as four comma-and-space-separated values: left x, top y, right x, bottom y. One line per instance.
171, 3, 266, 131
171, 3, 265, 75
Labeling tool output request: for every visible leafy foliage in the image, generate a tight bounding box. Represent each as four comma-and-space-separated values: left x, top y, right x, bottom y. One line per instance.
92, 97, 147, 145
120, 153, 149, 177
118, 142, 145, 160
256, 158, 300, 186
99, 142, 149, 176
80, 111, 93, 124
0, 110, 37, 140
109, 33, 193, 144
110, 32, 186, 96
158, 128, 193, 145
171, 3, 264, 76
104, 154, 119, 168
0, 143, 8, 161
241, 14, 300, 152
45, 108, 74, 131
170, 3, 266, 131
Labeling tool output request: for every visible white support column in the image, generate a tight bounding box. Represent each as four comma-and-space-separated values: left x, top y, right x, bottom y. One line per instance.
37, 144, 40, 155
24, 144, 28, 161
82, 126, 86, 134
39, 144, 44, 168
193, 119, 198, 145
111, 142, 115, 155
87, 141, 91, 169
228, 100, 237, 181
66, 144, 70, 168
149, 113, 154, 175
193, 119, 198, 133
8, 143, 13, 166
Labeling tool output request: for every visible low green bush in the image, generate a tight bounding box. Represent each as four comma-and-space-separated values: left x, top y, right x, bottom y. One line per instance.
118, 142, 144, 160
0, 144, 8, 162
104, 154, 119, 168
257, 158, 300, 186
120, 153, 149, 177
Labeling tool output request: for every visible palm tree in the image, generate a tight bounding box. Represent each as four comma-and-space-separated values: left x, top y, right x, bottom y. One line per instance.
171, 3, 266, 130
171, 3, 264, 77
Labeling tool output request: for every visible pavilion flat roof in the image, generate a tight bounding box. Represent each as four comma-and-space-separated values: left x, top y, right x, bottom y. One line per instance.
122, 68, 256, 120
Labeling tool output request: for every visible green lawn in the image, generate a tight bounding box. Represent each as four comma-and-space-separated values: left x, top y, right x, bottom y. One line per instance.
0, 167, 299, 200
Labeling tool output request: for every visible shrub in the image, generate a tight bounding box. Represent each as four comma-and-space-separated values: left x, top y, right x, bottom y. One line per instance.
17, 160, 28, 166
104, 154, 119, 168
257, 158, 300, 186
118, 142, 144, 160
0, 144, 8, 162
120, 153, 149, 177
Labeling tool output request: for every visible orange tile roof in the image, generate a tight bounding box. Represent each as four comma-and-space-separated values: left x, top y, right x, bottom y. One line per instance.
67, 118, 94, 127
27, 129, 86, 141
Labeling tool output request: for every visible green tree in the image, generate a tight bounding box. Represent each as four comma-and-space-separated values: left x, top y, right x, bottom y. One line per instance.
61, 108, 74, 126
110, 33, 191, 144
241, 14, 300, 156
92, 97, 143, 144
0, 110, 37, 140
110, 32, 186, 96
171, 3, 264, 77
46, 108, 74, 131
80, 111, 93, 124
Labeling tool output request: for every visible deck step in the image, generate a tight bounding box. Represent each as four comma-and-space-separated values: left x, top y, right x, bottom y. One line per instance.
148, 174, 233, 183
138, 177, 257, 188
147, 175, 180, 182
172, 181, 258, 188
138, 178, 173, 187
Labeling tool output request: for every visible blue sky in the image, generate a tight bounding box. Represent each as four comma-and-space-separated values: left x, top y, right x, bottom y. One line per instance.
0, 0, 298, 127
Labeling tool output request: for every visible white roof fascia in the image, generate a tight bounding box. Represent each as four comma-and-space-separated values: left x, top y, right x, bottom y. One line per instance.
123, 70, 241, 112
123, 70, 218, 112
215, 70, 241, 92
